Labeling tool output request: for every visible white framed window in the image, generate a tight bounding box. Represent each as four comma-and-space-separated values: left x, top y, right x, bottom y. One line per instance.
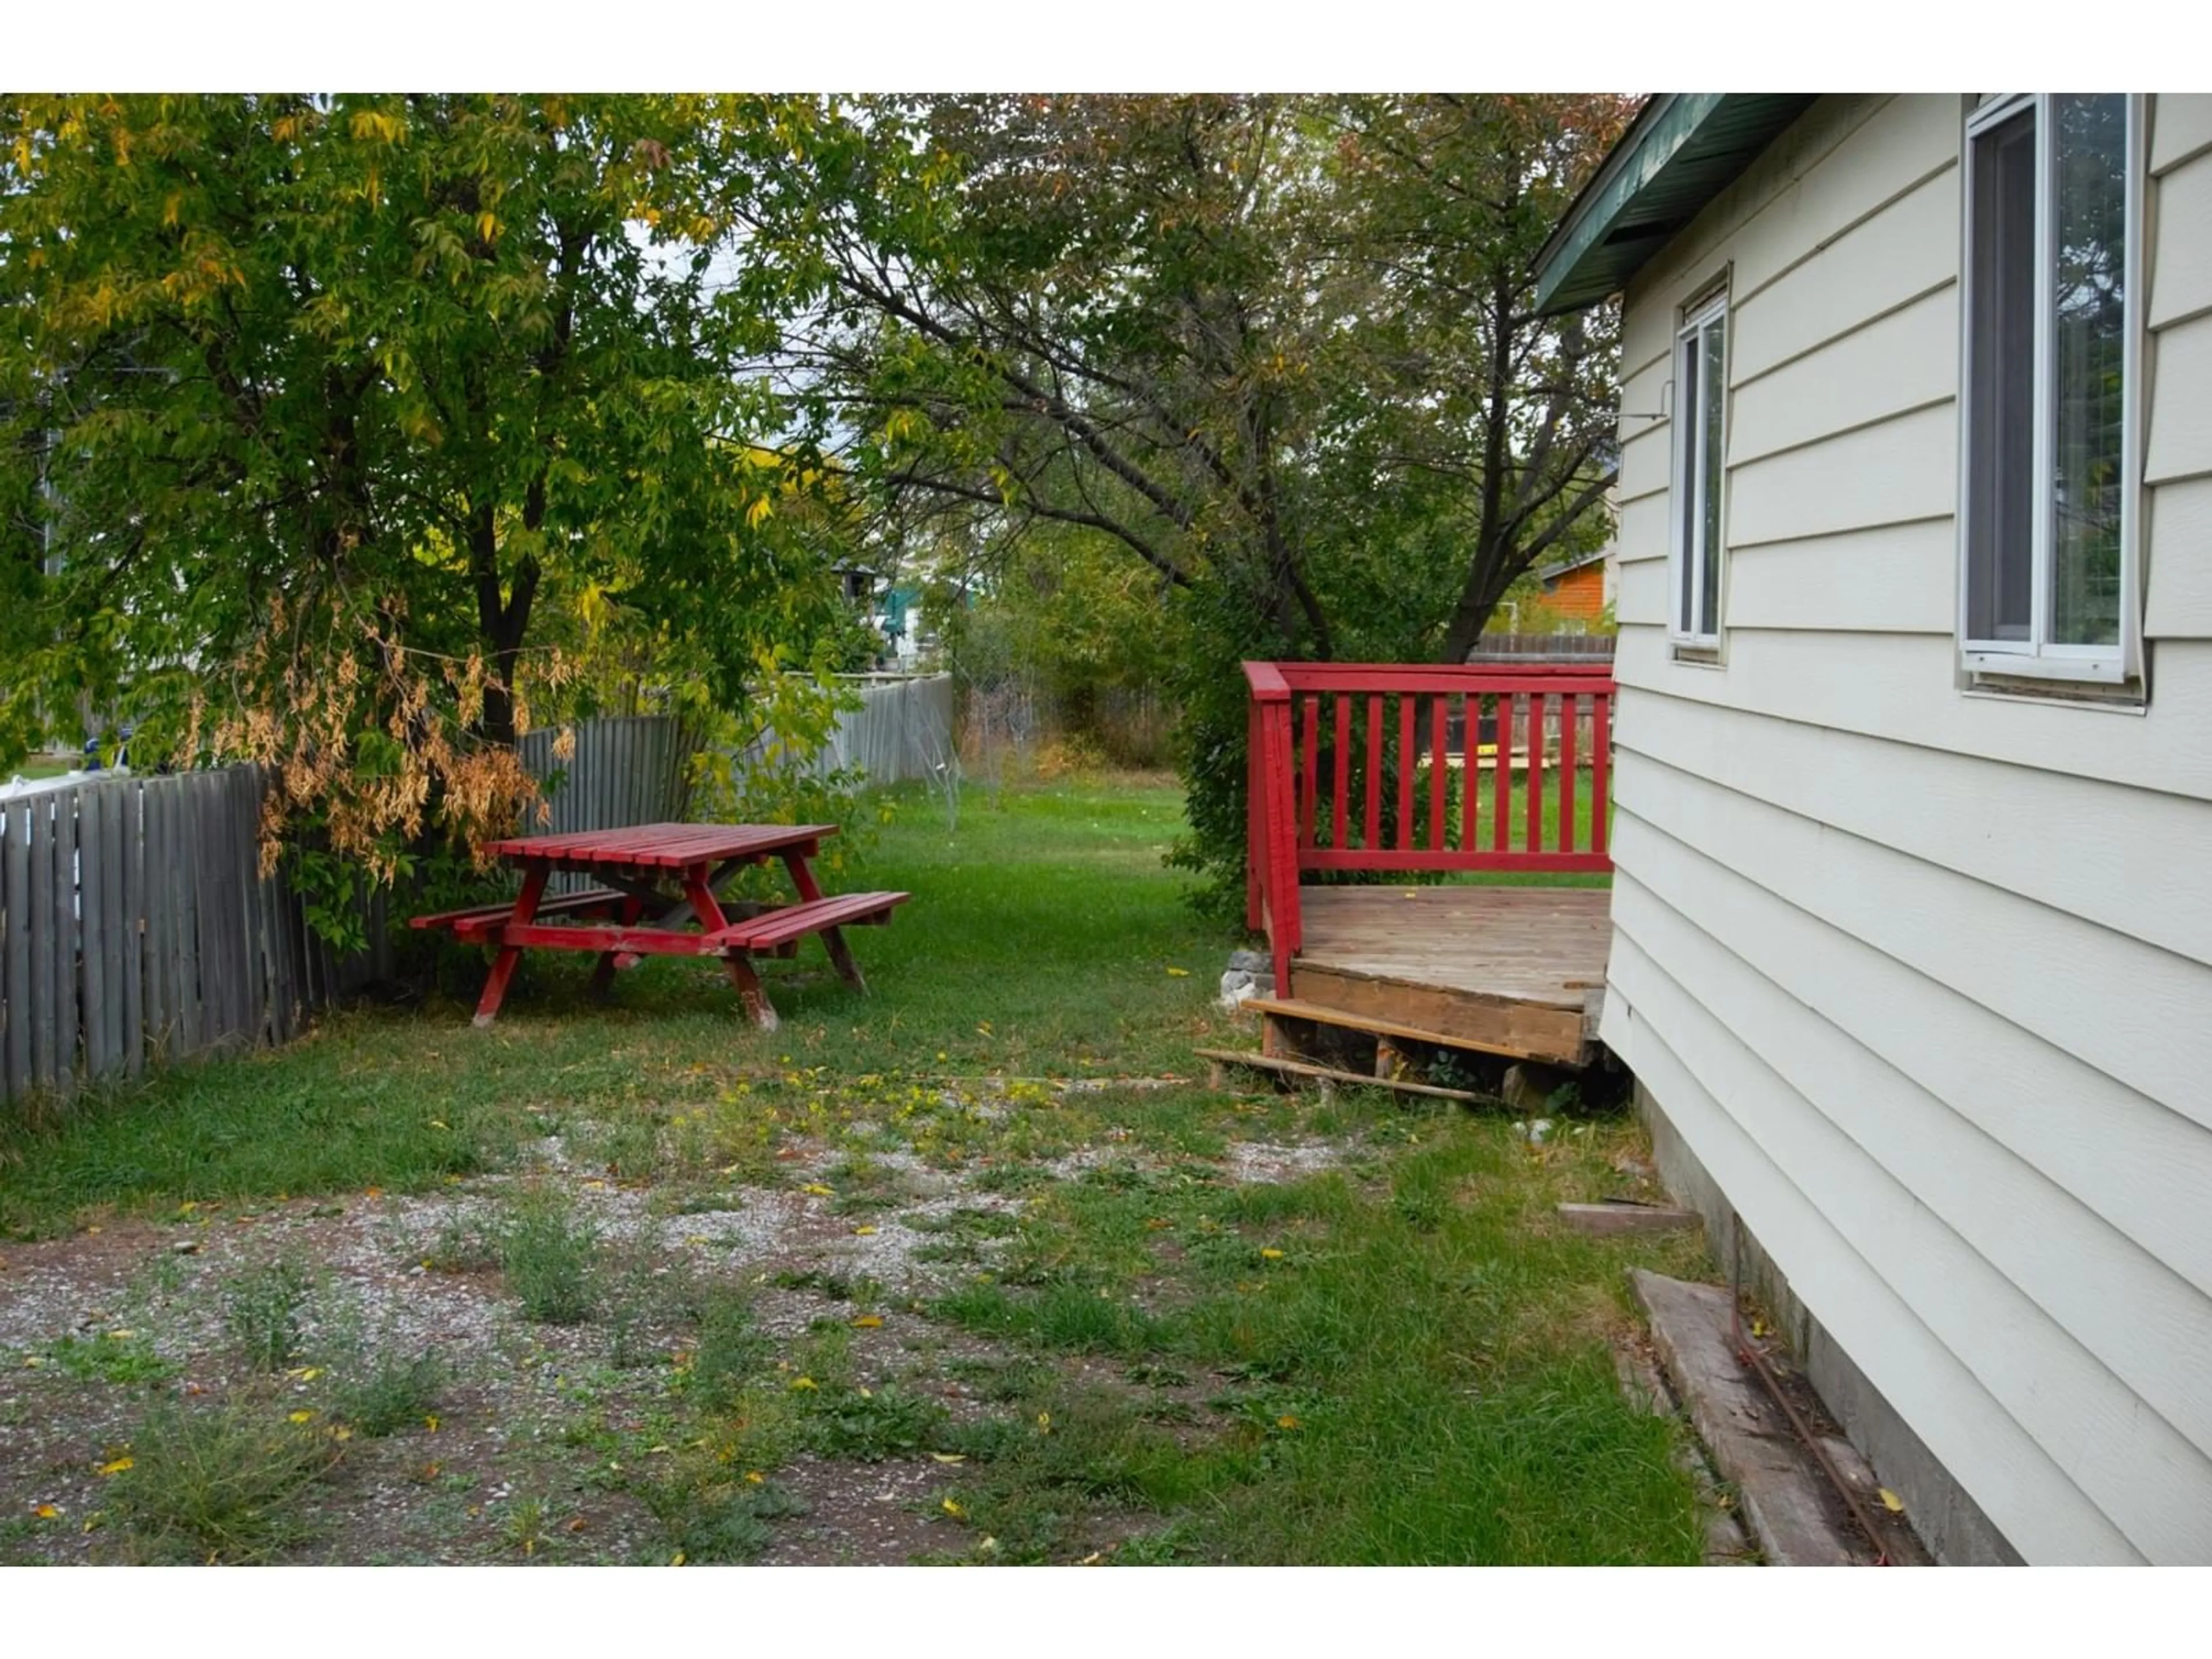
1671, 287, 1728, 650
1959, 93, 2145, 689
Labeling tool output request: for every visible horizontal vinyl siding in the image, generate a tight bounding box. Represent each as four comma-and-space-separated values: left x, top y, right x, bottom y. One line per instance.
2150, 93, 2212, 175
1615, 690, 2212, 971
2148, 146, 2212, 330
1728, 170, 1959, 385
1614, 626, 2212, 804
2146, 475, 2212, 639
2145, 311, 2212, 486
1727, 285, 1957, 465
1716, 520, 1956, 635
1726, 401, 1956, 548
1605, 93, 2212, 1563
1609, 870, 2211, 1562
1598, 962, 2145, 1565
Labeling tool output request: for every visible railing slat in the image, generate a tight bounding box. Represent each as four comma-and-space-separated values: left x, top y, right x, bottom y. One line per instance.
1492, 693, 1512, 854
1331, 695, 1349, 853
1363, 695, 1382, 851
1460, 692, 1480, 854
1525, 692, 1546, 855
1425, 696, 1445, 850
1298, 694, 1319, 851
1558, 692, 1580, 854
1395, 695, 1414, 853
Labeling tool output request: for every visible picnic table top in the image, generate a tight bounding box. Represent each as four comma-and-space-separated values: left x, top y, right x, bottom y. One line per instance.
479, 822, 840, 869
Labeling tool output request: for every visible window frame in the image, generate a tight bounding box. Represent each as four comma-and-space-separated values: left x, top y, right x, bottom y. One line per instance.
1956, 92, 2147, 690
1670, 285, 1730, 653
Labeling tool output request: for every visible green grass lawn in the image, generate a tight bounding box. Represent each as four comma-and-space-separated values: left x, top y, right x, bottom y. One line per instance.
0, 773, 1712, 1566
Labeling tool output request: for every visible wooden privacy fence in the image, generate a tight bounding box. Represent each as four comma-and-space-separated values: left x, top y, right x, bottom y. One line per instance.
0, 766, 315, 1109
1, 715, 701, 1114
1243, 661, 1615, 995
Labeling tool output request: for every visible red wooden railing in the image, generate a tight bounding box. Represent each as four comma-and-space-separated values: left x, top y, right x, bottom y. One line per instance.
1243, 661, 1615, 997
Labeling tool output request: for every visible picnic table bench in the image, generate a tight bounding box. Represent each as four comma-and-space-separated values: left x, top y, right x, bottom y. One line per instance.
410, 822, 908, 1031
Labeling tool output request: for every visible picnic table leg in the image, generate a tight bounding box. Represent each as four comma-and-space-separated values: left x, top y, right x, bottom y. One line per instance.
588, 895, 646, 1001
721, 949, 780, 1031
474, 866, 549, 1029
775, 850, 866, 990
683, 865, 779, 1029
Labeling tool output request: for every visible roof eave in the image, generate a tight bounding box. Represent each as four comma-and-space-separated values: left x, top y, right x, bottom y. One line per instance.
1533, 93, 1819, 316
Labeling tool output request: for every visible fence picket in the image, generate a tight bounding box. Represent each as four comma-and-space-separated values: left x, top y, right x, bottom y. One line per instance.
79, 785, 111, 1080
3, 798, 28, 1099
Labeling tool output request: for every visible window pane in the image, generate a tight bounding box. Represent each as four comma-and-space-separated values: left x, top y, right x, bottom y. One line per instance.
2051, 94, 2128, 647
1677, 328, 1699, 635
1966, 107, 2035, 643
1699, 316, 1725, 635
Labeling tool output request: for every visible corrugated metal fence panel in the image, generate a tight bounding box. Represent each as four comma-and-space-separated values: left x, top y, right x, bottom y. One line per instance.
517, 715, 699, 896
733, 675, 955, 787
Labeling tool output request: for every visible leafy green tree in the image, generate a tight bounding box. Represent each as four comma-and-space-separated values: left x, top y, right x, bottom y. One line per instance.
0, 94, 846, 872
719, 94, 1630, 913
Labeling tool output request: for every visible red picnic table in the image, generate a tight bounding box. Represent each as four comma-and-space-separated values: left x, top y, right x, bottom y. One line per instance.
410, 822, 909, 1032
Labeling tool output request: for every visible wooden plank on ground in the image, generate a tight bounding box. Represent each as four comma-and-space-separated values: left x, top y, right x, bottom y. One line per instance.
1557, 1201, 1702, 1236
1630, 1269, 1896, 1567
1194, 1045, 1490, 1104
1243, 995, 1559, 1063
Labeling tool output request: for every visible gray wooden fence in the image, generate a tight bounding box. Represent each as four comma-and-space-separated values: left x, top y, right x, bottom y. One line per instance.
0, 766, 313, 1109
0, 695, 948, 1114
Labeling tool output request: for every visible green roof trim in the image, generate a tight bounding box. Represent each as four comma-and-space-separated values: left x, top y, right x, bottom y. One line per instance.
1533, 93, 1818, 315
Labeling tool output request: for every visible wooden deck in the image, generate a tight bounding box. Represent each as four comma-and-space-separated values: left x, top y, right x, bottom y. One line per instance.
1284, 885, 1610, 1066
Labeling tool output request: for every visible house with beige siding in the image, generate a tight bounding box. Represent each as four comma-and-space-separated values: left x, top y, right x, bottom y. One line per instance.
1534, 93, 2212, 1565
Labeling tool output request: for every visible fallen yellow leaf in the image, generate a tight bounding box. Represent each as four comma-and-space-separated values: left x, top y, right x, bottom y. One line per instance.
1879, 1488, 1905, 1514
801, 1183, 834, 1196
941, 1498, 966, 1519
424, 1414, 441, 1433
745, 1471, 766, 1484
1260, 1248, 1285, 1260
332, 1427, 353, 1442
1165, 967, 1190, 977
33, 1503, 58, 1519
105, 1329, 137, 1340
671, 1550, 686, 1566
1277, 1415, 1302, 1431
853, 1225, 876, 1236
790, 1376, 818, 1391
289, 1410, 314, 1423
97, 1457, 133, 1476
851, 1315, 884, 1329
930, 1453, 965, 1464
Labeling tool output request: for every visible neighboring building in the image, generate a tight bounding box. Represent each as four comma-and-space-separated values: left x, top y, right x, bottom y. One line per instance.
1532, 546, 1614, 624
1536, 94, 2212, 1564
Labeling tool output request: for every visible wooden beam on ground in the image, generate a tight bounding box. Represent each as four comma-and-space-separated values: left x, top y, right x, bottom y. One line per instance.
1557, 1200, 1701, 1236
1194, 1046, 1490, 1104
1630, 1270, 1922, 1567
